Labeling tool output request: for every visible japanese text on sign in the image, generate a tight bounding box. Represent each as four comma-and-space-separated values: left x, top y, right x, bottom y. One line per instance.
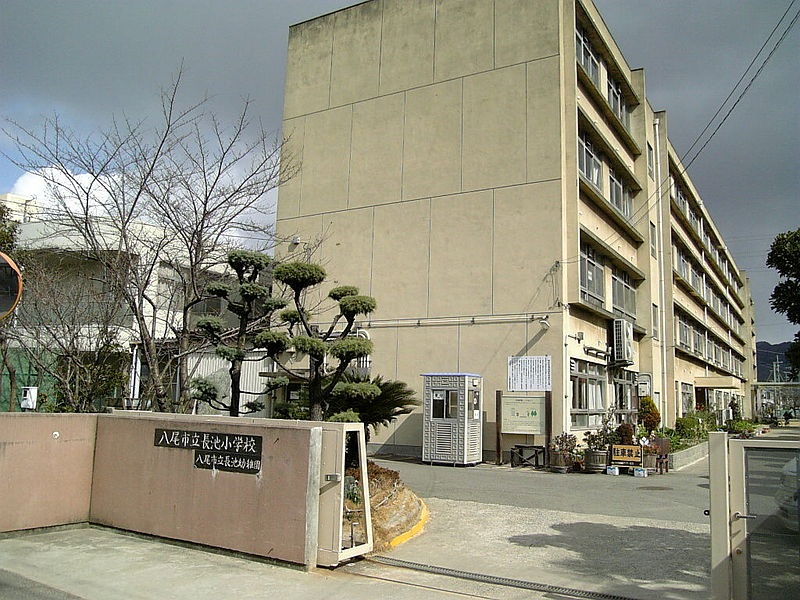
154, 428, 262, 474
508, 355, 552, 391
194, 452, 262, 474
610, 444, 642, 466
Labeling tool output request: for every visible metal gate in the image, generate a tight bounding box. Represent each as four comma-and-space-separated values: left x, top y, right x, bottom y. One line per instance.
709, 432, 799, 599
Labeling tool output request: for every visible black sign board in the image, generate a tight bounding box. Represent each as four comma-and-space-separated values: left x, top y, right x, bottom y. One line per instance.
154, 428, 262, 475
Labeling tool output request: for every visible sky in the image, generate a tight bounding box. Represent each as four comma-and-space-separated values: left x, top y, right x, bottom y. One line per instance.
0, 0, 798, 344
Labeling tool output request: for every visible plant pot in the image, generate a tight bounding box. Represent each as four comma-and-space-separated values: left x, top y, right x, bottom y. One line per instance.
548, 451, 574, 473
584, 449, 609, 473
643, 453, 657, 469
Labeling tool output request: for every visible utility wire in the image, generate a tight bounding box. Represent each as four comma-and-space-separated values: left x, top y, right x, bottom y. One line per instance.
585, 2, 799, 263
680, 0, 798, 167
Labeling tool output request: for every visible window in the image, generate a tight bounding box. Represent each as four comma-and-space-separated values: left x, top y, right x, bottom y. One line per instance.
690, 266, 703, 294
680, 383, 694, 414
613, 370, 637, 423
576, 28, 599, 84
647, 144, 655, 179
580, 244, 604, 306
652, 304, 659, 339
607, 77, 629, 128
678, 317, 691, 350
693, 329, 704, 357
687, 208, 700, 234
650, 222, 657, 258
608, 169, 632, 217
612, 268, 636, 320
432, 390, 459, 419
578, 133, 602, 189
676, 247, 690, 279
571, 359, 606, 428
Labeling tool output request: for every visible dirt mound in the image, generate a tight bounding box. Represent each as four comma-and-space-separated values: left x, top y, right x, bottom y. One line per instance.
348, 461, 426, 551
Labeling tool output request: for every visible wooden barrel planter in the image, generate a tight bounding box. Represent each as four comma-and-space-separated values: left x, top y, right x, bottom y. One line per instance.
548, 451, 574, 473
584, 449, 609, 473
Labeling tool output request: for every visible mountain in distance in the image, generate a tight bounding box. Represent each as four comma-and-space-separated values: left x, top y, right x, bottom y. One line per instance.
756, 341, 794, 382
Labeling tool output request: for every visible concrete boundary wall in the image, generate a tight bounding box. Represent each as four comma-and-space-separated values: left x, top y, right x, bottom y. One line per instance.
0, 414, 97, 533
0, 412, 372, 568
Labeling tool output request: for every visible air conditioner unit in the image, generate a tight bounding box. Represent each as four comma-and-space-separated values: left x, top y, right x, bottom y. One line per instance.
612, 319, 634, 363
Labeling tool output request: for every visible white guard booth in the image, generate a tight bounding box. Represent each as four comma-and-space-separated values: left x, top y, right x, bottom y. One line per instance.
421, 373, 483, 466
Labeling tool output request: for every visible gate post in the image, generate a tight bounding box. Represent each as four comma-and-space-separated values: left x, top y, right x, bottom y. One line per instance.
708, 431, 732, 600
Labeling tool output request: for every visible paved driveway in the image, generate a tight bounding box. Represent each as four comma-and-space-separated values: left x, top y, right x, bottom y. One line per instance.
342, 456, 712, 600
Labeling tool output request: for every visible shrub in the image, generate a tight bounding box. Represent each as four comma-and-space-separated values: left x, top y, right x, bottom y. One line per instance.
583, 407, 619, 450
638, 396, 661, 434
327, 409, 361, 423
615, 422, 635, 445
675, 416, 701, 439
725, 419, 757, 437
550, 431, 577, 453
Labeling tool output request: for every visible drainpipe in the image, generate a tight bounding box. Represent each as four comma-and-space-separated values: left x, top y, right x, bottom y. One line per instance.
653, 117, 668, 427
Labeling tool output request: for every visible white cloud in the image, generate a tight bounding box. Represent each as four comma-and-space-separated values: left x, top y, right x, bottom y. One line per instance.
10, 171, 50, 201
9, 169, 106, 216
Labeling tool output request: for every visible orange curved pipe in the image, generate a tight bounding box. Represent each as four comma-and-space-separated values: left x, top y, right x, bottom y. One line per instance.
0, 251, 23, 321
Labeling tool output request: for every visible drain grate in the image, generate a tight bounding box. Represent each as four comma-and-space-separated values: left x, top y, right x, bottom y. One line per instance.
636, 486, 672, 491
369, 556, 640, 600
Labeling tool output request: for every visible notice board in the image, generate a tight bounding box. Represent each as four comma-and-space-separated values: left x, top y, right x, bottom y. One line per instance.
501, 396, 546, 435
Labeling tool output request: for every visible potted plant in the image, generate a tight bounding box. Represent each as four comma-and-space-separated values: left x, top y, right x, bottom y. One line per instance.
641, 436, 659, 469
583, 409, 618, 473
548, 432, 577, 473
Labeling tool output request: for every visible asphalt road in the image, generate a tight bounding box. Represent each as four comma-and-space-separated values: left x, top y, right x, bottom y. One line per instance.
373, 453, 712, 524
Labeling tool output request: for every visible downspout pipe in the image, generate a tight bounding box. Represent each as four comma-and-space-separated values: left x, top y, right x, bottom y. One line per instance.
653, 117, 669, 427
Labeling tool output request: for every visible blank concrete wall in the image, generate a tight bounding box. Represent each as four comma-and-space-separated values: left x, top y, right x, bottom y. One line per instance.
89, 412, 321, 566
0, 414, 97, 532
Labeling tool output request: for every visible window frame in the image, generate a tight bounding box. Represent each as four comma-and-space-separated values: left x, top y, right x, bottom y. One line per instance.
611, 267, 636, 320
570, 358, 607, 429
580, 244, 605, 307
608, 168, 632, 218
576, 27, 600, 85
607, 76, 630, 129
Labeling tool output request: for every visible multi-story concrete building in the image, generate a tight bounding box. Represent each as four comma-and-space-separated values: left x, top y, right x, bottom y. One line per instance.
276, 0, 756, 458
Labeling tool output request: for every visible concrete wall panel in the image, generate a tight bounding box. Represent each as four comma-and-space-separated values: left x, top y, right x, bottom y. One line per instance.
284, 16, 334, 120
371, 199, 430, 318
90, 414, 317, 565
492, 182, 562, 314
300, 106, 352, 215
429, 191, 493, 316
277, 117, 305, 221
402, 79, 462, 200
0, 414, 97, 532
330, 1, 382, 107
320, 207, 374, 296
434, 0, 494, 81
495, 0, 560, 67
463, 66, 527, 190
379, 0, 435, 94
527, 56, 563, 182
349, 93, 405, 208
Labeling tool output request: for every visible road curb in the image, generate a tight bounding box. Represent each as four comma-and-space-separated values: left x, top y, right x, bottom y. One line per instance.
388, 499, 429, 548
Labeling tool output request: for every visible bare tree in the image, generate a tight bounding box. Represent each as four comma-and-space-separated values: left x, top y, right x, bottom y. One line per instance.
0, 202, 20, 411
9, 251, 130, 412
3, 69, 297, 412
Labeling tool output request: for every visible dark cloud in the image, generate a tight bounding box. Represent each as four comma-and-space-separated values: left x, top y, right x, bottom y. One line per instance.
594, 0, 799, 343
1, 0, 797, 342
